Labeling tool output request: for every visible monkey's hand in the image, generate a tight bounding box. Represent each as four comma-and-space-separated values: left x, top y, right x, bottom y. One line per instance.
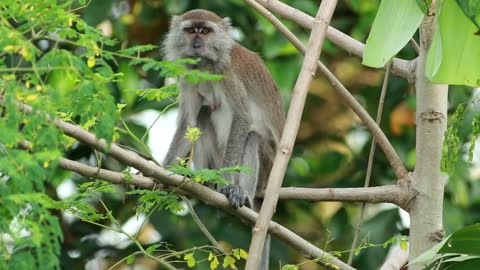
219, 185, 250, 209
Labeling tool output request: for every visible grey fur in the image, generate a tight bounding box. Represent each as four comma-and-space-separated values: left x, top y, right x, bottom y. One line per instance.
163, 10, 285, 270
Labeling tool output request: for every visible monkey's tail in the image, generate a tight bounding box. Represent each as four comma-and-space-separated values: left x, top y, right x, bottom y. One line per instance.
259, 234, 271, 270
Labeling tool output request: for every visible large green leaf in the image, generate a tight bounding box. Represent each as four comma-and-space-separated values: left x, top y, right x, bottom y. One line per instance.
440, 223, 480, 254
363, 0, 424, 68
426, 0, 480, 87
456, 0, 480, 34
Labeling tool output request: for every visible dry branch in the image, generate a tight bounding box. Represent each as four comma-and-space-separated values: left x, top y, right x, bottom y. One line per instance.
245, 0, 339, 268
254, 0, 416, 81
57, 158, 355, 270
245, 0, 408, 179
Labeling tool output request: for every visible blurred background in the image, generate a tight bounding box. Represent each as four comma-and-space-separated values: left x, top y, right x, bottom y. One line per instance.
53, 0, 479, 269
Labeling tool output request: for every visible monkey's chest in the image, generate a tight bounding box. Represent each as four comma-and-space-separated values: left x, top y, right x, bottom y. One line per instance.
197, 88, 221, 112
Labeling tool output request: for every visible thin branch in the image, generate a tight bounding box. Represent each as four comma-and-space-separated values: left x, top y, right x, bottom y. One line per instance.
181, 195, 227, 254
245, 0, 408, 179
254, 0, 416, 81
245, 1, 339, 269
348, 63, 392, 264
410, 38, 420, 54
57, 158, 355, 270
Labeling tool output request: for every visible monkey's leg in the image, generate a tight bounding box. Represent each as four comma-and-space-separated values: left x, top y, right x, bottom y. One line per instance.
220, 132, 259, 208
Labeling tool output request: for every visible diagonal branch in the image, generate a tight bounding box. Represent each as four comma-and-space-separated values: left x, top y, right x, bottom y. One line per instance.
4, 96, 354, 270
254, 0, 416, 81
348, 63, 392, 264
245, 1, 339, 269
245, 0, 408, 180
57, 159, 355, 270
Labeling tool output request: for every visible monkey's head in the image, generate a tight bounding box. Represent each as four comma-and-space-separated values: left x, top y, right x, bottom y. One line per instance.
163, 9, 234, 69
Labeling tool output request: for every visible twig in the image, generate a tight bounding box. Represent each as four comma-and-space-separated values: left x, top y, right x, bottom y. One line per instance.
410, 38, 420, 54
245, 1, 339, 269
181, 195, 227, 254
245, 0, 408, 181
348, 63, 392, 264
254, 0, 415, 81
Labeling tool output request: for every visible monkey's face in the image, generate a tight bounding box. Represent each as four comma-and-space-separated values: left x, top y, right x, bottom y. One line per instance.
164, 14, 234, 69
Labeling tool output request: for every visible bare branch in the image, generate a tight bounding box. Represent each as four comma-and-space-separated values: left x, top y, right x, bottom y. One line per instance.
245, 1, 339, 268
57, 158, 355, 270
410, 38, 420, 54
349, 63, 392, 264
254, 0, 416, 81
245, 0, 408, 179
275, 185, 409, 208
379, 245, 409, 270
181, 195, 226, 254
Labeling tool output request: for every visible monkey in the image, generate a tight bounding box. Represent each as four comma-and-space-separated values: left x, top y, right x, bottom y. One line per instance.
163, 9, 285, 269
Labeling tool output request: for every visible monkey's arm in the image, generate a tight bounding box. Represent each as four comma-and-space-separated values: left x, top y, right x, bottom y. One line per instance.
163, 91, 202, 166
219, 79, 255, 208
163, 113, 190, 166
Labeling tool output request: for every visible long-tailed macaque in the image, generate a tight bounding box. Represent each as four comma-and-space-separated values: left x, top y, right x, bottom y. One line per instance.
163, 10, 285, 269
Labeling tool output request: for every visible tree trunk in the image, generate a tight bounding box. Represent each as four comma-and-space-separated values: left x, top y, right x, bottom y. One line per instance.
409, 1, 448, 267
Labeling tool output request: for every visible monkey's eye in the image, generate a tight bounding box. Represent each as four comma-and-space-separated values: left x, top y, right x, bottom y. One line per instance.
200, 28, 211, 34
184, 27, 195, 34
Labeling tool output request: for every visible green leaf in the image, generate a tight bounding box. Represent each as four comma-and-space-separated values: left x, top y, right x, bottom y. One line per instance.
184, 253, 196, 267
146, 244, 162, 255
410, 236, 451, 265
469, 114, 480, 163
222, 255, 237, 269
118, 44, 158, 56
136, 84, 179, 102
126, 255, 135, 264
363, 0, 424, 68
440, 224, 480, 254
282, 265, 299, 270
426, 0, 480, 87
456, 0, 480, 34
416, 0, 432, 15
209, 255, 219, 269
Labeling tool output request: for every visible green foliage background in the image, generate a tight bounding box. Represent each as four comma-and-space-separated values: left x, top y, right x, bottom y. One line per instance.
0, 0, 479, 269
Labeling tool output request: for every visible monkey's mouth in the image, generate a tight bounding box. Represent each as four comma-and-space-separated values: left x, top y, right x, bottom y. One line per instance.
186, 55, 214, 68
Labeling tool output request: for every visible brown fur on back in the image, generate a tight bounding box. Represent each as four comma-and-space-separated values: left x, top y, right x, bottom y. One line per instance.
230, 43, 285, 139
230, 43, 285, 192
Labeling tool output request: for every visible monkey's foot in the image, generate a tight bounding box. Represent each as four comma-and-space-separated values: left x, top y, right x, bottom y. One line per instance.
219, 185, 250, 209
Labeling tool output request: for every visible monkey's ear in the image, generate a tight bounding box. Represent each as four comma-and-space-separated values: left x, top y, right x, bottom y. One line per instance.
222, 17, 232, 28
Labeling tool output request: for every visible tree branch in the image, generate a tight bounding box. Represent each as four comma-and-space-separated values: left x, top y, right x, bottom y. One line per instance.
245, 1, 339, 268
244, 0, 408, 179
254, 0, 416, 81
275, 185, 410, 208
57, 157, 355, 270
348, 63, 392, 264
379, 245, 409, 270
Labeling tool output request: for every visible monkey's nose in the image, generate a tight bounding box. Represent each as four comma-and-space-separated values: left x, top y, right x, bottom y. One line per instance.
192, 36, 203, 50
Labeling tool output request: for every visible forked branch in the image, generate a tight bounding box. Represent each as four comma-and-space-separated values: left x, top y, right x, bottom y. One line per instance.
254, 0, 416, 81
